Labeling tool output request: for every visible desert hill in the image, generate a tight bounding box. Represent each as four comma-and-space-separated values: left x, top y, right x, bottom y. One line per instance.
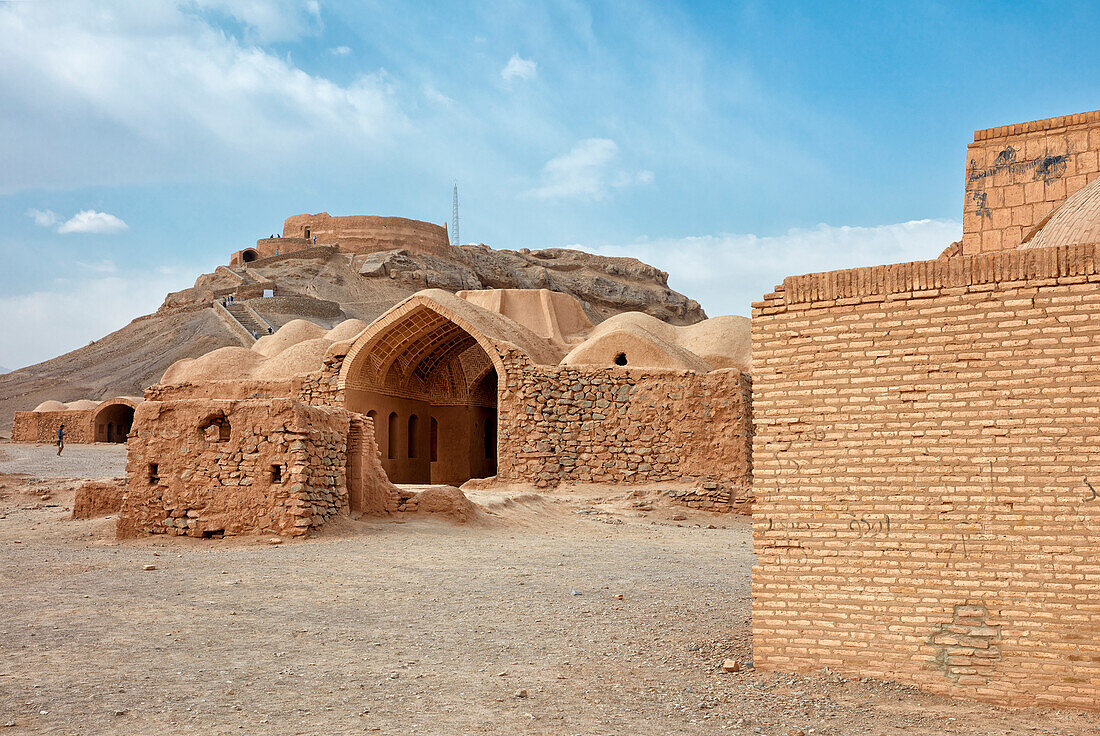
0, 241, 705, 433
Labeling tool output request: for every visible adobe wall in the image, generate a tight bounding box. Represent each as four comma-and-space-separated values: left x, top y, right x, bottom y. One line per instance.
229, 237, 311, 265
282, 213, 450, 255
496, 353, 753, 512
751, 242, 1100, 710
118, 398, 354, 538
963, 110, 1100, 254
11, 410, 93, 443
72, 480, 126, 519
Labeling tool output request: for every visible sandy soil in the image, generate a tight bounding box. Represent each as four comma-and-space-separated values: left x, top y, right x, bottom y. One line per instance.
1, 444, 1098, 735
0, 442, 127, 478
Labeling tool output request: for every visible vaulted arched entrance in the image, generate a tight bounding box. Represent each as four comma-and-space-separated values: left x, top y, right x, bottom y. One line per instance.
92, 397, 141, 443
339, 298, 506, 486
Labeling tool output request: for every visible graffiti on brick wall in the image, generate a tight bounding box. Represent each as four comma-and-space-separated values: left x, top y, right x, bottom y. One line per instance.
966, 145, 1068, 217
848, 514, 890, 537
967, 145, 1068, 185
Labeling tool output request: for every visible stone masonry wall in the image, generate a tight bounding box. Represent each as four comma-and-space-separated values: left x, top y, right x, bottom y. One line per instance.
296, 354, 345, 407
497, 352, 753, 512
963, 110, 1100, 255
118, 398, 350, 538
11, 410, 93, 444
751, 242, 1100, 710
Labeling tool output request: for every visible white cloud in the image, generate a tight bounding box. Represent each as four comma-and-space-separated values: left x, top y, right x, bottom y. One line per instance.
423, 84, 455, 106
501, 53, 537, 82
56, 210, 129, 234
187, 0, 322, 42
523, 138, 653, 200
0, 267, 190, 370
75, 260, 119, 274
0, 2, 405, 193
575, 219, 962, 317
27, 208, 58, 227
329, 45, 351, 56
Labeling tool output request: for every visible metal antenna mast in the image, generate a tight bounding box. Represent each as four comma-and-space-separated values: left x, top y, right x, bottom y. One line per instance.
451, 181, 460, 246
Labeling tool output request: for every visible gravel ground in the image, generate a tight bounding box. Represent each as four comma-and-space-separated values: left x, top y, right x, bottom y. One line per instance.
0, 442, 127, 478
0, 445, 1099, 735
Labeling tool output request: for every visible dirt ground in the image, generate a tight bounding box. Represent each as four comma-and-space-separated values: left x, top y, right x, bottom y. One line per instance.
1, 444, 1099, 735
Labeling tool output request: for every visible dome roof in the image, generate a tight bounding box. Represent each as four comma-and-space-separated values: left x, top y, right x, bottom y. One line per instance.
1021, 174, 1100, 250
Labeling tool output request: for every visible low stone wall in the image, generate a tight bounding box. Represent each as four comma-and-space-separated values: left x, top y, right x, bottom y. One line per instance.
752, 242, 1100, 710
117, 398, 351, 538
72, 480, 126, 519
497, 358, 753, 510
11, 410, 93, 444
665, 484, 753, 514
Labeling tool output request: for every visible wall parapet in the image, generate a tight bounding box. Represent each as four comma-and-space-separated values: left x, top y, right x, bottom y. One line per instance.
973, 109, 1100, 142
754, 242, 1100, 314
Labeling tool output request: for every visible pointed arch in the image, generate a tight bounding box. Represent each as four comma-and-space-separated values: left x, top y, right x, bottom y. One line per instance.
337, 291, 543, 485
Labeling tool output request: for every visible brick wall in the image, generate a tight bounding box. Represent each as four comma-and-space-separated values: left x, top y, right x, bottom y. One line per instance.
963, 110, 1100, 254
118, 398, 352, 538
11, 410, 93, 444
751, 242, 1100, 710
497, 351, 753, 511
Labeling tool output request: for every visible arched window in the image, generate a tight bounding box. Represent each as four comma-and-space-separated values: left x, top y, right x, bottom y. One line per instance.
407, 414, 419, 458
387, 412, 398, 459
430, 417, 438, 462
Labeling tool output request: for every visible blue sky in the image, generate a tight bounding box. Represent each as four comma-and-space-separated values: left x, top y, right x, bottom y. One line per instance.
1, 0, 1098, 369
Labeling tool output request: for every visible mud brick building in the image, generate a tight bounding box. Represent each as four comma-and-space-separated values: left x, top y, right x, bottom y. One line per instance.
753, 110, 1100, 710
963, 110, 1100, 254
117, 287, 754, 537
11, 396, 142, 444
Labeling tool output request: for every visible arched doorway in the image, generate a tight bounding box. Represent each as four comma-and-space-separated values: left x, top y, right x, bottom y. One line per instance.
241, 249, 258, 263
92, 399, 139, 443
340, 303, 503, 486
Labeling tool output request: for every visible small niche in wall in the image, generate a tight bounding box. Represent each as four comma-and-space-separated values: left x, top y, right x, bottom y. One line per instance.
200, 415, 231, 442
148, 463, 159, 484
270, 464, 283, 483
614, 352, 628, 366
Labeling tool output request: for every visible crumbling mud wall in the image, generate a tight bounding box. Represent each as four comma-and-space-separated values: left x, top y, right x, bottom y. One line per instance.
11, 410, 93, 443
963, 110, 1100, 254
751, 242, 1100, 710
496, 356, 753, 511
72, 480, 126, 519
117, 398, 354, 538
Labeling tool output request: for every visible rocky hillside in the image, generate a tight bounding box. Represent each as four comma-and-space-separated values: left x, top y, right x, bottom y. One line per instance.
0, 242, 704, 433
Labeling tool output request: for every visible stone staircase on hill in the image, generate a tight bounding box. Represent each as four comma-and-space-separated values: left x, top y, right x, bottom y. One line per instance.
225, 302, 269, 339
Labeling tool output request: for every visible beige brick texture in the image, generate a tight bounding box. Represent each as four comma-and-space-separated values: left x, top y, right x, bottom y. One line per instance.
964, 111, 1100, 255
751, 242, 1100, 710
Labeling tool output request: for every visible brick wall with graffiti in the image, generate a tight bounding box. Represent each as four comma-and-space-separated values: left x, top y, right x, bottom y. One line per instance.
962, 110, 1100, 254
750, 241, 1100, 710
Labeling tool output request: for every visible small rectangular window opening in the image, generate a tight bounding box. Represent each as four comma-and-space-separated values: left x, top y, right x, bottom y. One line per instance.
148, 463, 159, 484
270, 464, 283, 483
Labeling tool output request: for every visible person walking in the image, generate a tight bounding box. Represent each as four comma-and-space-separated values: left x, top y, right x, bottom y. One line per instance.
57, 424, 65, 456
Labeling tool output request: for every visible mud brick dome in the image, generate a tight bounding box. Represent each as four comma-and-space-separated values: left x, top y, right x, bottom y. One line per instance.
1020, 173, 1100, 249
